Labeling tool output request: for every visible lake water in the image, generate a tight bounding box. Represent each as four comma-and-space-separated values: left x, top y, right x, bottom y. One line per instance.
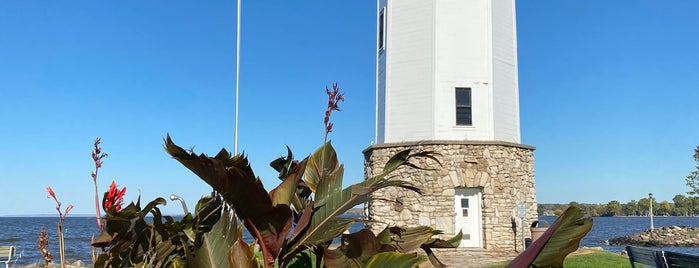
2, 216, 699, 266
540, 216, 699, 255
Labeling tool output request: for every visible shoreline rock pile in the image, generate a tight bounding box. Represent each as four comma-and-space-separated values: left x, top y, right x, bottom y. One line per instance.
608, 226, 699, 247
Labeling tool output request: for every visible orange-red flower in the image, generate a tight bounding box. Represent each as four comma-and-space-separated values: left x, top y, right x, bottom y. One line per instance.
46, 187, 56, 199
103, 181, 126, 212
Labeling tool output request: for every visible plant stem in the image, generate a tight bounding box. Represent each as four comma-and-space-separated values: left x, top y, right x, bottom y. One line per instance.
94, 178, 102, 231
58, 225, 66, 268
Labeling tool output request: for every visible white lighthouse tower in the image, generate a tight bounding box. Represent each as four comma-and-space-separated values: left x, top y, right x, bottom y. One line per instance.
376, 0, 521, 144
365, 0, 537, 251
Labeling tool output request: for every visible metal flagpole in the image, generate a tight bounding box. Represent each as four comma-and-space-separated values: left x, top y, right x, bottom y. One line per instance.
234, 0, 241, 155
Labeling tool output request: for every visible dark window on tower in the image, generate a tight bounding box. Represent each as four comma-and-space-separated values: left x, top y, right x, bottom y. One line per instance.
455, 88, 472, 126
379, 8, 385, 50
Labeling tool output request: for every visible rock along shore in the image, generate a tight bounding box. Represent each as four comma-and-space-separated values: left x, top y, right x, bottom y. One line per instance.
608, 226, 699, 247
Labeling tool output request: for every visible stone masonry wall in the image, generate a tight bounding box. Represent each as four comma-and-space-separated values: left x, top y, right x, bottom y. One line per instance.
363, 141, 536, 252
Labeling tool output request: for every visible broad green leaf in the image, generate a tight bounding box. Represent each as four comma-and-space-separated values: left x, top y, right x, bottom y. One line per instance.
288, 145, 432, 258
375, 226, 460, 268
270, 158, 308, 206
288, 202, 314, 244
270, 146, 294, 177
287, 249, 318, 268
505, 206, 593, 268
229, 236, 255, 268
94, 196, 188, 268
164, 135, 272, 222
381, 149, 412, 174
365, 252, 427, 268
302, 217, 355, 245
387, 226, 439, 253
303, 141, 340, 192
189, 208, 240, 268
165, 135, 294, 263
424, 230, 463, 248
334, 230, 381, 263
532, 206, 593, 267
192, 195, 223, 248
421, 246, 446, 268
381, 149, 440, 175
322, 247, 363, 268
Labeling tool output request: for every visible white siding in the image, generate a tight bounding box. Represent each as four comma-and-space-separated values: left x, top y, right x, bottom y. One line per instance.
376, 0, 521, 144
376, 0, 388, 143
434, 0, 492, 141
383, 0, 435, 143
491, 0, 521, 143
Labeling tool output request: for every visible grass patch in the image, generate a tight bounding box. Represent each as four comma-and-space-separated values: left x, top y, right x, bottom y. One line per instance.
484, 251, 631, 268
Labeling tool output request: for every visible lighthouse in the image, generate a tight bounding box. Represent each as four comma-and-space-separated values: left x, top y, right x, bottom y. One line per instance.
364, 0, 537, 251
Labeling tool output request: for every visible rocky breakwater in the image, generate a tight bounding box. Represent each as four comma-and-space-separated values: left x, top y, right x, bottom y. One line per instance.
608, 226, 699, 247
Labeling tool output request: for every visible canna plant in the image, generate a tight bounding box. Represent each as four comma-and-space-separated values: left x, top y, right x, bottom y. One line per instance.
92, 84, 462, 267
90, 138, 109, 263
46, 187, 73, 268
162, 134, 461, 268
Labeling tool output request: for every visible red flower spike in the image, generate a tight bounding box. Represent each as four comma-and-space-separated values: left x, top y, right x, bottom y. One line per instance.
104, 180, 126, 212
323, 83, 344, 140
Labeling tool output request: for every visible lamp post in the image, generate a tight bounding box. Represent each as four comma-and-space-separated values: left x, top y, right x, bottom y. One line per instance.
648, 193, 654, 229
170, 194, 189, 215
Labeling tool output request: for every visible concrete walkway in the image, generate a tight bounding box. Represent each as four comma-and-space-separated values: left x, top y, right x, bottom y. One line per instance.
421, 248, 518, 267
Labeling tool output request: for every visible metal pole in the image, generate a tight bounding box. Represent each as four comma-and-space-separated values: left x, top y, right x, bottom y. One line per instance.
649, 193, 654, 229
170, 194, 189, 215
234, 0, 241, 155
521, 218, 525, 249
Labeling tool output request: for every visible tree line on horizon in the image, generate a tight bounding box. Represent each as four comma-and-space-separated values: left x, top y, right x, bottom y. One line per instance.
540, 146, 699, 217
539, 194, 699, 217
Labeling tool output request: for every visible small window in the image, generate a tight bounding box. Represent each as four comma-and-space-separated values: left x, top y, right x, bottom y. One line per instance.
461, 198, 469, 208
378, 8, 386, 50
455, 88, 472, 126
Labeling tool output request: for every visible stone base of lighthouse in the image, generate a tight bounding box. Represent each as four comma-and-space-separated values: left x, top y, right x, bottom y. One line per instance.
363, 141, 536, 252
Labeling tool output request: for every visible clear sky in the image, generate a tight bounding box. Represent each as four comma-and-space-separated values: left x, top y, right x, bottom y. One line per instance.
1, 1, 698, 216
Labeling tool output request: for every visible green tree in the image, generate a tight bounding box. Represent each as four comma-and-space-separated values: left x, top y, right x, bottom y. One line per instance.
604, 200, 622, 216
622, 200, 638, 216
685, 146, 699, 195
590, 204, 605, 217
673, 194, 690, 216
690, 196, 699, 216
656, 201, 672, 216
638, 198, 651, 216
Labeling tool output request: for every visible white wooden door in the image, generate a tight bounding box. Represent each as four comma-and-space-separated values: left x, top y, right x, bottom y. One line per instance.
454, 188, 482, 247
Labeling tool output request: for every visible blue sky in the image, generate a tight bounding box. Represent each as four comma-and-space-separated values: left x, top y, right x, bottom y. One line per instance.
1, 1, 697, 216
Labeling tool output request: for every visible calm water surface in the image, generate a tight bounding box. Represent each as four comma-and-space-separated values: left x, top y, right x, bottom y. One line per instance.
2, 216, 699, 266
540, 216, 699, 255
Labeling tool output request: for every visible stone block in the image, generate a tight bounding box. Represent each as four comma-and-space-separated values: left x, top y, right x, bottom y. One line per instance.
418, 214, 430, 226
442, 188, 455, 196
435, 216, 453, 232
